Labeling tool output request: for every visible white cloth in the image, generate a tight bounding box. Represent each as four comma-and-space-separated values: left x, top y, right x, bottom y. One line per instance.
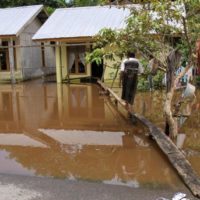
69, 51, 75, 71
120, 58, 144, 74
79, 52, 85, 65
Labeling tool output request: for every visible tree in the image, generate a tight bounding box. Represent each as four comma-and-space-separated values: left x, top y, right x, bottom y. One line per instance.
0, 0, 102, 12
0, 0, 67, 7
66, 0, 101, 7
0, 0, 67, 13
87, 0, 200, 138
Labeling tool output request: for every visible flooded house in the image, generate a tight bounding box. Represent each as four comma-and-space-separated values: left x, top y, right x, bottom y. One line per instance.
0, 5, 55, 83
32, 6, 130, 83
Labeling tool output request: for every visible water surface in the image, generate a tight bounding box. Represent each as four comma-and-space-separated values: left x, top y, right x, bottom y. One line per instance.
0, 81, 184, 189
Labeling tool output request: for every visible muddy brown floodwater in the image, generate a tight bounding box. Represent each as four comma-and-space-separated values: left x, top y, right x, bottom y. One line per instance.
116, 88, 200, 178
0, 80, 187, 190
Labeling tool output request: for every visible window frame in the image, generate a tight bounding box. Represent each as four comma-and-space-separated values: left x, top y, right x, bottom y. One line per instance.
68, 46, 87, 75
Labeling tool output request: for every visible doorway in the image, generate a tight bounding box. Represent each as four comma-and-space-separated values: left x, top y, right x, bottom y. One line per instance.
91, 60, 103, 79
0, 41, 9, 71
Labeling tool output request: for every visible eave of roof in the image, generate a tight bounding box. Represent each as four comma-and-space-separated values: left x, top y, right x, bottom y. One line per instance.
33, 36, 94, 43
16, 5, 44, 37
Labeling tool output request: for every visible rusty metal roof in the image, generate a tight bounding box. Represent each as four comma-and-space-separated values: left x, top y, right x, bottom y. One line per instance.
0, 5, 44, 37
33, 6, 130, 40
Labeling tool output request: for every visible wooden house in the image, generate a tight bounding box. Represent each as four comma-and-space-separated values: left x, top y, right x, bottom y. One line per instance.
33, 6, 129, 83
0, 5, 55, 83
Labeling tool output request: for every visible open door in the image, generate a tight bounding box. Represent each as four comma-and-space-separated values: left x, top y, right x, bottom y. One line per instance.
91, 60, 103, 79
0, 41, 10, 71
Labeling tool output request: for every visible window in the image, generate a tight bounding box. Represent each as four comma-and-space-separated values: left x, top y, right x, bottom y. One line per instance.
68, 46, 86, 74
0, 40, 17, 71
0, 41, 9, 71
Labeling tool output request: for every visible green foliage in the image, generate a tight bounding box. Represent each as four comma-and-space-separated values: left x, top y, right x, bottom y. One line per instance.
86, 28, 123, 64
94, 28, 117, 49
0, 0, 67, 8
86, 48, 104, 65
70, 0, 101, 7
45, 6, 55, 14
89, 0, 200, 91
137, 71, 164, 91
196, 76, 200, 82
153, 71, 165, 89
137, 77, 149, 91
0, 0, 67, 14
0, 0, 102, 13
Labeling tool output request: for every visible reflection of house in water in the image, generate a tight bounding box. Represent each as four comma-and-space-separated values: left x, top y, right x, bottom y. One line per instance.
0, 86, 20, 132
0, 128, 182, 188
0, 83, 129, 133
0, 134, 47, 147
52, 84, 123, 130
0, 82, 183, 188
0, 92, 14, 121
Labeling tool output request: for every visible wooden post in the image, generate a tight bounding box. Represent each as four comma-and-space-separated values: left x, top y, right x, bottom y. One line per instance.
56, 42, 62, 83
165, 50, 182, 137
8, 38, 16, 84
61, 45, 68, 80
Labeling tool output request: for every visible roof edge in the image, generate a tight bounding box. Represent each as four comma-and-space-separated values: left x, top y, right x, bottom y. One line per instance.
33, 36, 93, 43
0, 34, 16, 39
15, 5, 44, 37
1, 4, 43, 10
55, 4, 131, 11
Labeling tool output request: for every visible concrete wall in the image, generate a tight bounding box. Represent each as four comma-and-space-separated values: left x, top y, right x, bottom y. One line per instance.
20, 17, 55, 80
44, 42, 56, 75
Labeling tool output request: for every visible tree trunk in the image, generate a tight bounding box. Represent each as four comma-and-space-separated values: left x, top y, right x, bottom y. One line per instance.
164, 88, 178, 138
164, 62, 193, 138
164, 50, 181, 138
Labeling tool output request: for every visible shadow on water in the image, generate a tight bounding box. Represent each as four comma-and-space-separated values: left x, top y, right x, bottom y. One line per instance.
0, 80, 185, 190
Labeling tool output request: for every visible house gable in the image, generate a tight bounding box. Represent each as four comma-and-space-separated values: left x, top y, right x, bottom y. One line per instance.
0, 5, 46, 38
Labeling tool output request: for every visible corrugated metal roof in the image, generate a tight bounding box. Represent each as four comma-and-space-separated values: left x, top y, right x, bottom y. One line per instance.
33, 6, 130, 40
0, 5, 43, 37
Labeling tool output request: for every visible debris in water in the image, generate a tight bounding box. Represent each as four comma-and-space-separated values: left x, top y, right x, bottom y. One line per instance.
156, 192, 190, 200
172, 192, 187, 200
